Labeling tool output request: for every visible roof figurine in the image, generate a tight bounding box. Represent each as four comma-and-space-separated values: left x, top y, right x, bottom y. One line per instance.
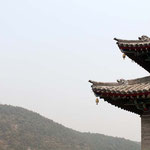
89, 35, 150, 115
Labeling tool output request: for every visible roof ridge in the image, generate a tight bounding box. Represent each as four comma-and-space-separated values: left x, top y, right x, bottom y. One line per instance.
89, 76, 150, 86
114, 35, 150, 44
128, 76, 150, 84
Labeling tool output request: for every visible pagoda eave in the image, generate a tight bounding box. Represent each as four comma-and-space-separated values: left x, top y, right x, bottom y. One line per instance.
90, 76, 150, 115
115, 35, 150, 73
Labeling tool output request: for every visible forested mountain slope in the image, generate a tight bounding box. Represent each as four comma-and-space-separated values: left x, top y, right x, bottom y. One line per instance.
0, 105, 140, 150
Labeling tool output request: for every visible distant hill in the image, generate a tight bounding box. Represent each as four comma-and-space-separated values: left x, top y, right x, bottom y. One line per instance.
0, 105, 140, 150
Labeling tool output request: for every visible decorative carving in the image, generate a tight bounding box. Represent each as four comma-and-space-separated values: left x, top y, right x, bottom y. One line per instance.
117, 79, 128, 85
138, 35, 150, 41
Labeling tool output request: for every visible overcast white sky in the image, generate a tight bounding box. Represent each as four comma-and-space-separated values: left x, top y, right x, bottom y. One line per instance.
0, 0, 150, 142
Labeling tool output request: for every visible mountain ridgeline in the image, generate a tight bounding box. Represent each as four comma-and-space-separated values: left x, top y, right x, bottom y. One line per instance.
0, 105, 140, 150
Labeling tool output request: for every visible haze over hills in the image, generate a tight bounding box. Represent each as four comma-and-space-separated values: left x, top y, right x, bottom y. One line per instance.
0, 105, 140, 150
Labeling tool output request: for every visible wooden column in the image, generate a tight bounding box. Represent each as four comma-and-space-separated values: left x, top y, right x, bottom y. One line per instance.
141, 113, 150, 150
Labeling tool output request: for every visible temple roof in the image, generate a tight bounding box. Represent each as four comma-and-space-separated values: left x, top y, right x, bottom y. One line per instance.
114, 35, 150, 73
89, 36, 150, 115
89, 76, 150, 115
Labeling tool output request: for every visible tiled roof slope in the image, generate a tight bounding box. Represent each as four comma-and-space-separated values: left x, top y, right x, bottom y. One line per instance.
90, 76, 150, 97
89, 76, 150, 114
114, 35, 150, 73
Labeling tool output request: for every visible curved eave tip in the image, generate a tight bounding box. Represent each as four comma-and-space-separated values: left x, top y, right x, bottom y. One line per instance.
89, 80, 93, 84
89, 80, 99, 86
89, 80, 97, 84
114, 38, 119, 41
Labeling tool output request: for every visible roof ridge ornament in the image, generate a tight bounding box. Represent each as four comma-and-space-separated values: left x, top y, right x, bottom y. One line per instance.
138, 35, 150, 41
117, 79, 128, 85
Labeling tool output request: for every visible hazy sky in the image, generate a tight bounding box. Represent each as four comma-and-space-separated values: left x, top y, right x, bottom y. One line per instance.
0, 0, 150, 141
